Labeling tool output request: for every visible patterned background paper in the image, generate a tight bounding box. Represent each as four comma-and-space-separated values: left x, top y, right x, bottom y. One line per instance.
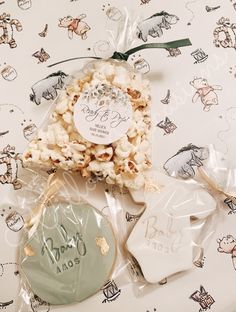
0, 0, 236, 311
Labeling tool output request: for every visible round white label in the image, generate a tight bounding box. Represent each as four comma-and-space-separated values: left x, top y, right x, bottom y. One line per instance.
73, 83, 132, 145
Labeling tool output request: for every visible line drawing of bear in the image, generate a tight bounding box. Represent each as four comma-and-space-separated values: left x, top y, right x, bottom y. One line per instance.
0, 145, 22, 190
213, 17, 236, 49
137, 11, 179, 42
190, 77, 222, 112
58, 14, 91, 40
30, 71, 67, 105
0, 13, 23, 48
217, 235, 236, 270
163, 144, 209, 178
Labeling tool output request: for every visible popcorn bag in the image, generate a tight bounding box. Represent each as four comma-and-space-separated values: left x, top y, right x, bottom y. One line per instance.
22, 11, 192, 190
23, 59, 153, 189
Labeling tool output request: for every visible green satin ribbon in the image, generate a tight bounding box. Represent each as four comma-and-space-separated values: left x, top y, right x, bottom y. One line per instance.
48, 38, 192, 67
111, 38, 192, 61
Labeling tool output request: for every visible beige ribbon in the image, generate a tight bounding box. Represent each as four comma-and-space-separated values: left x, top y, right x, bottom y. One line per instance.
198, 167, 235, 201
25, 173, 64, 230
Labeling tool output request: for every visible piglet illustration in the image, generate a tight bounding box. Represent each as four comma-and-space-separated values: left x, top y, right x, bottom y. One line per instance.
217, 235, 236, 270
190, 77, 222, 112
58, 14, 90, 40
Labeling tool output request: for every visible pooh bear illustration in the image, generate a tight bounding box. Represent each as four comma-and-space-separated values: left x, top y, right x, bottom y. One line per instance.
58, 14, 90, 40
190, 77, 222, 112
217, 235, 236, 270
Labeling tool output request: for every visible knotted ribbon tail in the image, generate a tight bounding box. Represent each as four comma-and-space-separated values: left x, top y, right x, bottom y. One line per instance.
110, 51, 130, 61
47, 56, 101, 68
111, 38, 192, 61
198, 167, 235, 199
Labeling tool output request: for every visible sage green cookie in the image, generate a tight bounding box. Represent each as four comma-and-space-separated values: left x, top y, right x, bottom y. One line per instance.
21, 202, 116, 305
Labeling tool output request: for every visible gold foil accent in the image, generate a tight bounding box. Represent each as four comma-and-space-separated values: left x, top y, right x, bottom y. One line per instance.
24, 245, 35, 257
144, 179, 163, 193
95, 237, 109, 255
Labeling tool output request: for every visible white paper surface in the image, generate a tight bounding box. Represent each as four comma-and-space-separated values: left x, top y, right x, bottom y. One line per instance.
0, 0, 236, 311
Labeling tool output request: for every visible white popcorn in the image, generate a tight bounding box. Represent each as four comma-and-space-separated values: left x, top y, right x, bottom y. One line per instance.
92, 71, 107, 83
50, 112, 59, 123
105, 176, 116, 185
55, 98, 69, 114
41, 148, 52, 161
113, 70, 129, 88
49, 150, 65, 163
114, 136, 133, 159
95, 146, 113, 162
124, 159, 139, 175
94, 61, 115, 77
61, 145, 72, 158
72, 151, 86, 164
62, 111, 73, 124
70, 141, 87, 152
44, 128, 56, 145
28, 149, 41, 162
122, 174, 146, 189
68, 101, 75, 112
23, 59, 152, 189
127, 121, 138, 138
28, 141, 38, 149
134, 152, 146, 164
129, 72, 146, 91
50, 123, 69, 146
114, 148, 130, 159
139, 140, 150, 152
88, 161, 115, 178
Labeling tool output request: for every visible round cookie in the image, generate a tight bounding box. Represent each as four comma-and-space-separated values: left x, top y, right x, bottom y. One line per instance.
20, 202, 116, 305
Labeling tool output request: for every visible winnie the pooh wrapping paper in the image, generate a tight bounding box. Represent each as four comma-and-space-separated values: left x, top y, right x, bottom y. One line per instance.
1, 0, 236, 311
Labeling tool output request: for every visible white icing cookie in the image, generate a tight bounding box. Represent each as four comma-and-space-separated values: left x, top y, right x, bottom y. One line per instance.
126, 173, 216, 283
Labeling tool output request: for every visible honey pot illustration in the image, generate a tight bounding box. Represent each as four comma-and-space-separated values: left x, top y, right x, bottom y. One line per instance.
1, 65, 18, 81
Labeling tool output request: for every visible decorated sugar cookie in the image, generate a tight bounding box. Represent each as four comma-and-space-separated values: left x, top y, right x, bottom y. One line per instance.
126, 173, 216, 283
21, 202, 116, 305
